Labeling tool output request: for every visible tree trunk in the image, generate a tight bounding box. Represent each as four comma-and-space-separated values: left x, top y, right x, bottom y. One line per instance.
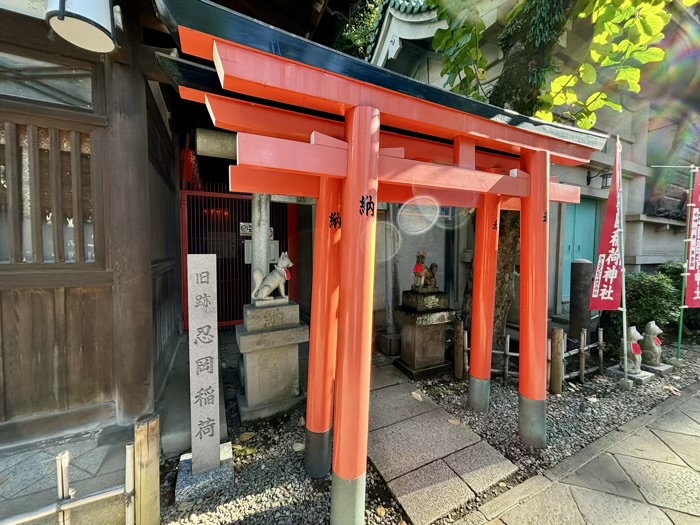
492, 211, 520, 351
462, 0, 583, 353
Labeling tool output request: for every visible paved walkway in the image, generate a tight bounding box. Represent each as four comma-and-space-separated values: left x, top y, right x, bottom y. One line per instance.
369, 355, 518, 525
0, 426, 129, 524
455, 381, 700, 525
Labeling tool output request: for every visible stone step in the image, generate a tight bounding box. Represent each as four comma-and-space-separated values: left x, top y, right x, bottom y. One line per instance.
367, 383, 517, 525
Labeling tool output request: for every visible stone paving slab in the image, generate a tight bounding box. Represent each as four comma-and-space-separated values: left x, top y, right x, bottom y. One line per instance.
453, 511, 487, 525
683, 410, 700, 427
562, 453, 644, 501
369, 383, 438, 431
648, 410, 700, 437
616, 455, 700, 516
608, 428, 685, 466
368, 408, 480, 481
570, 486, 674, 525
499, 483, 584, 525
20, 461, 94, 494
388, 460, 474, 525
663, 509, 700, 525
445, 441, 518, 494
653, 429, 700, 471
479, 475, 551, 520
0, 451, 57, 499
370, 364, 410, 391
0, 450, 34, 475
372, 353, 396, 367
72, 445, 112, 476
681, 395, 700, 413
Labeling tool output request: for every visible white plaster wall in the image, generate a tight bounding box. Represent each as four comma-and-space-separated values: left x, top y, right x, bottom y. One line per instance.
373, 208, 449, 319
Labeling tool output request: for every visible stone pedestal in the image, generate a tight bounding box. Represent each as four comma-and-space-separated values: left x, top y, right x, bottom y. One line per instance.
641, 362, 674, 376
395, 290, 454, 379
236, 301, 308, 421
175, 442, 234, 503
606, 364, 655, 385
377, 331, 401, 357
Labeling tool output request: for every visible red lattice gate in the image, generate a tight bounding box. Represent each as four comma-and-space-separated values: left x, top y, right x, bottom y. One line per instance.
180, 180, 289, 329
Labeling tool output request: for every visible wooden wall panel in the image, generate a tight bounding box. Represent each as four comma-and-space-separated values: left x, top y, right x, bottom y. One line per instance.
65, 286, 113, 408
1, 288, 65, 419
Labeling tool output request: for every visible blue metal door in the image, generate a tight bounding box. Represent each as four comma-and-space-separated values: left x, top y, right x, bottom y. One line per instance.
563, 198, 598, 301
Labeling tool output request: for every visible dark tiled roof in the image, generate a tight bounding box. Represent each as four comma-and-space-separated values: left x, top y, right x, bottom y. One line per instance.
365, 0, 434, 61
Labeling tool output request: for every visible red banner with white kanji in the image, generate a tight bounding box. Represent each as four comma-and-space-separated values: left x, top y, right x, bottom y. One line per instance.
590, 138, 623, 310
685, 172, 700, 307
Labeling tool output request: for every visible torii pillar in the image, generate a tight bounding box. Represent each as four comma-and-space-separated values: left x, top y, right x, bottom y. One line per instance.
518, 150, 550, 447
305, 175, 341, 478
330, 106, 380, 523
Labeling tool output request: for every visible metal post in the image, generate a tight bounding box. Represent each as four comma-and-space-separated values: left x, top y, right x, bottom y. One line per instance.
125, 443, 135, 525
650, 164, 698, 365
251, 193, 271, 286
618, 165, 628, 383
503, 334, 511, 385
579, 329, 587, 383
385, 203, 400, 335
56, 452, 71, 525
598, 327, 605, 375
677, 167, 698, 361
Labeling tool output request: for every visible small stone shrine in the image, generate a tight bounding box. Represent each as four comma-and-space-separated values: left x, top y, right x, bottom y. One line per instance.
236, 251, 309, 421
395, 252, 454, 379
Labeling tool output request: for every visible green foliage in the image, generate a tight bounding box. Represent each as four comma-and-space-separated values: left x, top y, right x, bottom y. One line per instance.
334, 0, 383, 59
427, 0, 488, 100
601, 271, 680, 344
430, 0, 699, 128
658, 261, 700, 330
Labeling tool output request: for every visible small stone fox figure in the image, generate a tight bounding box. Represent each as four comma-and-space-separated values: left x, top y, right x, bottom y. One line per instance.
641, 321, 663, 366
252, 251, 293, 301
413, 251, 438, 288
620, 325, 643, 375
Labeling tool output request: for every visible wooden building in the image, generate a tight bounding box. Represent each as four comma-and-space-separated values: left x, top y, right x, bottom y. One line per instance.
0, 0, 338, 447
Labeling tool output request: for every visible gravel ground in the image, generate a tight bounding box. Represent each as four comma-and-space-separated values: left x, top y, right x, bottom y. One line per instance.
161, 406, 408, 525
417, 344, 700, 476
160, 344, 700, 524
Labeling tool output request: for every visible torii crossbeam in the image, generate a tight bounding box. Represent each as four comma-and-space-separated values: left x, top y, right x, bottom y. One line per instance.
154, 1, 607, 522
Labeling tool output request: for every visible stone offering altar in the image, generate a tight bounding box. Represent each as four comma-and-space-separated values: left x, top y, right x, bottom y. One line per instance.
395, 252, 455, 379
236, 251, 309, 421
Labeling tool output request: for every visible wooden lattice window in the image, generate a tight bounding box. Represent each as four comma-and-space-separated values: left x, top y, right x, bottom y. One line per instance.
0, 122, 94, 263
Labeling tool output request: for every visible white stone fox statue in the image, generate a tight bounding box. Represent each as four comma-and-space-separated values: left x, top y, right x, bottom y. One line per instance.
641, 321, 663, 366
252, 251, 293, 301
620, 326, 643, 375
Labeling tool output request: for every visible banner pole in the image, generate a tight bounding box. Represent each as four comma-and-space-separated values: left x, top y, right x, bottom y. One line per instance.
678, 166, 698, 360
617, 137, 628, 382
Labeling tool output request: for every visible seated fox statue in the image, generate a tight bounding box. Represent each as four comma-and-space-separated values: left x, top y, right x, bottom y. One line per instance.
620, 326, 643, 375
252, 251, 293, 301
641, 321, 663, 366
412, 251, 438, 290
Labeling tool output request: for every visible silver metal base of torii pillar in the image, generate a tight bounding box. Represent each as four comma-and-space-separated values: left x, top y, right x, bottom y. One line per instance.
518, 395, 547, 448
468, 376, 491, 412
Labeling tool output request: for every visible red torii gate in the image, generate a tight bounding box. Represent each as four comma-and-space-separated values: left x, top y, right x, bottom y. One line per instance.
155, 1, 606, 521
